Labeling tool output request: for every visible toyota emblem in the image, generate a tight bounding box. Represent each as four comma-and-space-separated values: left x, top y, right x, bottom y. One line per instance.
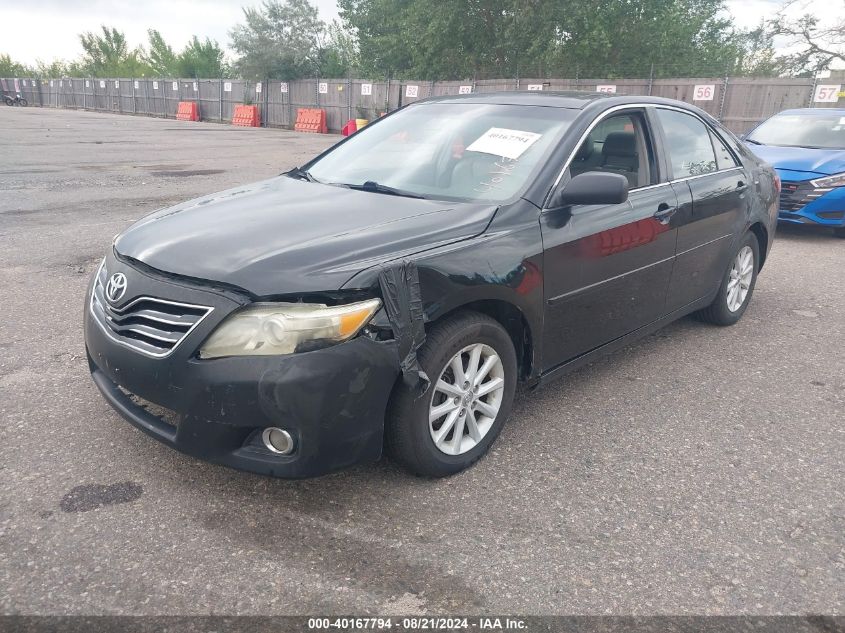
106, 272, 128, 303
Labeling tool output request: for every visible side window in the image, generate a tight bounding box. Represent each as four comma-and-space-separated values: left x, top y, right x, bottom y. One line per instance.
656, 109, 717, 178
709, 129, 738, 170
570, 113, 652, 189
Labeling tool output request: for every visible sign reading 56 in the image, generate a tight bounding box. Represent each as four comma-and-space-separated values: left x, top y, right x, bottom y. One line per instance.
693, 84, 715, 101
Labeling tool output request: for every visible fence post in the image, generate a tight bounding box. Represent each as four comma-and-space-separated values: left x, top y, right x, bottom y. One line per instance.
315, 76, 320, 108
131, 78, 136, 113
429, 80, 435, 97
219, 78, 223, 122
807, 76, 818, 107
263, 77, 269, 127
287, 80, 292, 129
385, 75, 391, 113
718, 74, 729, 122
347, 71, 352, 123
647, 63, 654, 96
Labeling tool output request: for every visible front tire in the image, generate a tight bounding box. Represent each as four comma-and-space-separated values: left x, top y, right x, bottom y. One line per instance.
834, 227, 845, 239
385, 311, 517, 477
694, 232, 759, 326
18, 98, 27, 107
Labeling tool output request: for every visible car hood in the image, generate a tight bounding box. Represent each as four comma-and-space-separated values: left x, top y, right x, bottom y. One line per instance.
747, 143, 845, 177
114, 176, 497, 296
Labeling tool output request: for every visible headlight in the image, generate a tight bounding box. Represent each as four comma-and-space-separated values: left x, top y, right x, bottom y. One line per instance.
810, 172, 845, 188
199, 298, 381, 359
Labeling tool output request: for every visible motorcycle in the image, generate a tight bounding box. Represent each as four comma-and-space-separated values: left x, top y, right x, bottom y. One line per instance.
4, 93, 28, 106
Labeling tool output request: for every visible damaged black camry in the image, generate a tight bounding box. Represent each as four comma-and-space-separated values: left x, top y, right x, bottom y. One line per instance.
85, 92, 778, 478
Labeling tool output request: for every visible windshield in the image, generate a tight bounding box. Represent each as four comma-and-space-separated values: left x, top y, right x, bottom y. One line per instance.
747, 112, 845, 149
304, 103, 577, 202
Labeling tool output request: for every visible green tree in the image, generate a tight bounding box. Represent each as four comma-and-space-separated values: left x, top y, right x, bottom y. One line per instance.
542, 0, 744, 78
230, 0, 324, 79
143, 29, 177, 75
735, 22, 787, 77
176, 36, 227, 77
341, 0, 748, 79
34, 58, 84, 78
317, 20, 359, 77
0, 54, 34, 77
79, 26, 149, 76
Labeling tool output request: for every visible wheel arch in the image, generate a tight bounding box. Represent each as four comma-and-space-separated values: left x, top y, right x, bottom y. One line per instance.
748, 222, 769, 270
427, 299, 536, 382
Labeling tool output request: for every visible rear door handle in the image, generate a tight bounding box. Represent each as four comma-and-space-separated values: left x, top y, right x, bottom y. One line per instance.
736, 180, 749, 193
653, 202, 677, 224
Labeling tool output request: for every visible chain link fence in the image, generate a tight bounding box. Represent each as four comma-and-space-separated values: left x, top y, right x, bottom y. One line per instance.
2, 75, 843, 134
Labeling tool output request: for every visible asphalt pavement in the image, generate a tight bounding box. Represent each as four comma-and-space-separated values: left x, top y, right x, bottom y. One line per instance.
0, 107, 843, 616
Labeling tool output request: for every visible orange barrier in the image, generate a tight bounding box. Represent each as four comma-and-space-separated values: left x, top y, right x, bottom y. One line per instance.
341, 119, 357, 136
232, 105, 260, 127
176, 101, 199, 121
294, 108, 328, 134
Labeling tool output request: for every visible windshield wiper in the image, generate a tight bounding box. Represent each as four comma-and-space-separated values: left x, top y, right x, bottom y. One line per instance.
340, 180, 427, 199
744, 138, 762, 145
286, 166, 322, 183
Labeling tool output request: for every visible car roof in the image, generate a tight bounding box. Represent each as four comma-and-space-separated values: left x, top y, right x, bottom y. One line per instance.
413, 90, 709, 112
776, 107, 845, 115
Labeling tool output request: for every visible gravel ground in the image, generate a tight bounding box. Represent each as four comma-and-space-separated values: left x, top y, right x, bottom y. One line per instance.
0, 107, 843, 616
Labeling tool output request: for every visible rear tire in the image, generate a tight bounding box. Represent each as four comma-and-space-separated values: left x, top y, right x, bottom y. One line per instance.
693, 232, 759, 326
385, 311, 517, 477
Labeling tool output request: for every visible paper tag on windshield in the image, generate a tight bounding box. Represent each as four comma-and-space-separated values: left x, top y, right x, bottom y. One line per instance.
466, 128, 541, 160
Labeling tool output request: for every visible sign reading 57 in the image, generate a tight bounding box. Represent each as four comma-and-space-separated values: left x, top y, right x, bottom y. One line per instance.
814, 85, 841, 103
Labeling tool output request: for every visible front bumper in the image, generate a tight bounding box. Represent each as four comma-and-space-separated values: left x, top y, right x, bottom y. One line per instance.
778, 173, 845, 227
85, 253, 401, 478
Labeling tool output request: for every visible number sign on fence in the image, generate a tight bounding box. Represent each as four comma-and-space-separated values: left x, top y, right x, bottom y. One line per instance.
814, 85, 841, 103
693, 84, 715, 101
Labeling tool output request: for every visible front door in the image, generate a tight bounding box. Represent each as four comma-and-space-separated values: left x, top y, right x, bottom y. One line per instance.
541, 109, 678, 371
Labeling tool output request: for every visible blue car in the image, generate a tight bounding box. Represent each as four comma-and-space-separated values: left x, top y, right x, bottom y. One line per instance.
745, 108, 845, 237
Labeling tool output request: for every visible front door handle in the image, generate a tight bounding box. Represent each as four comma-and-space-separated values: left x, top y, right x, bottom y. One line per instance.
736, 180, 749, 193
653, 202, 677, 224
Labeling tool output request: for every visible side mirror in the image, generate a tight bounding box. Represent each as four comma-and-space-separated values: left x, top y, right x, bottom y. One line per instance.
552, 172, 629, 208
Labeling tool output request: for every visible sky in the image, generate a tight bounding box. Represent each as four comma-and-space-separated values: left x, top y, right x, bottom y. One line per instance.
0, 0, 842, 68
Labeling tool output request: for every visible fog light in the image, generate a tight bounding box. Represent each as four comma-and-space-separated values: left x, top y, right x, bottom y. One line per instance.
261, 427, 294, 454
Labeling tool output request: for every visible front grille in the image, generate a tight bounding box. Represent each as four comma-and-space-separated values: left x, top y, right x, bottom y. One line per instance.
91, 263, 213, 358
780, 180, 832, 212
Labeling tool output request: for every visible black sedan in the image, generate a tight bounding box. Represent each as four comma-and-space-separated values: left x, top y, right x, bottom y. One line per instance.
85, 92, 779, 478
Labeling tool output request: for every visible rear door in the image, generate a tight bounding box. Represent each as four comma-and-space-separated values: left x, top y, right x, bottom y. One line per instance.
541, 108, 678, 370
653, 108, 749, 311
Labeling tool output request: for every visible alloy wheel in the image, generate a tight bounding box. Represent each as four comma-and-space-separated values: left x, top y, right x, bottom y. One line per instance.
726, 245, 754, 312
428, 343, 505, 456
